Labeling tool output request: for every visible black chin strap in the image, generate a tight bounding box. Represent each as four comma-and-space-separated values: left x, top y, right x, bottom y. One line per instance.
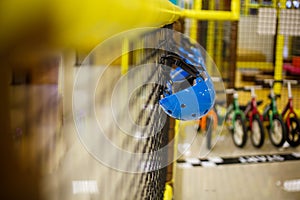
159, 52, 207, 81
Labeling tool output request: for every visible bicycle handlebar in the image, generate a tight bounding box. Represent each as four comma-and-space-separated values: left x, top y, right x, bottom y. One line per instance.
243, 85, 262, 97
262, 79, 298, 86
263, 79, 283, 87
243, 85, 262, 90
283, 79, 298, 98
225, 89, 235, 94
225, 87, 244, 94
283, 79, 298, 85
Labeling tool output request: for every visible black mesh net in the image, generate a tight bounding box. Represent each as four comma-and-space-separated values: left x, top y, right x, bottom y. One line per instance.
73, 27, 176, 199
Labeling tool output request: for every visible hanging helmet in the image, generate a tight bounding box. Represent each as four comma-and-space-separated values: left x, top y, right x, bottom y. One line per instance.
159, 52, 215, 121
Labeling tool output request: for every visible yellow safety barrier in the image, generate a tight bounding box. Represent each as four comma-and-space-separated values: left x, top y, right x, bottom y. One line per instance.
0, 0, 240, 54
0, 0, 242, 54
0, 0, 181, 53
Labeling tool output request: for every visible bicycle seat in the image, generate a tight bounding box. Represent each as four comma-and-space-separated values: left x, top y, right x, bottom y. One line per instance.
159, 52, 215, 121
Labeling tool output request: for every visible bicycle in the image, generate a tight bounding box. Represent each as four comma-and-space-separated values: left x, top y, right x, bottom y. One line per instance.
225, 88, 248, 148
262, 79, 287, 147
241, 86, 265, 148
282, 79, 300, 147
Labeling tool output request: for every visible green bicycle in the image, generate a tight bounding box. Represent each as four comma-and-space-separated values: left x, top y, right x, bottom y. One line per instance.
263, 79, 287, 147
226, 88, 248, 148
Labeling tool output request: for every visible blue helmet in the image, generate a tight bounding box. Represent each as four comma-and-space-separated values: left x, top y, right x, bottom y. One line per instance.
159, 52, 215, 121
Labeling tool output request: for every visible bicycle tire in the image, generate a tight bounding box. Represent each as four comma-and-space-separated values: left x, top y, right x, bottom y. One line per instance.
286, 117, 300, 147
232, 114, 247, 148
269, 115, 286, 147
250, 115, 265, 148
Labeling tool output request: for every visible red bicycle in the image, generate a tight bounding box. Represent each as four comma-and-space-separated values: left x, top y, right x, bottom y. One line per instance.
282, 79, 300, 147
241, 86, 265, 148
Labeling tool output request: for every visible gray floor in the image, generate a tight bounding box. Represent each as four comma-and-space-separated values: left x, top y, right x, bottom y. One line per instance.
175, 121, 300, 200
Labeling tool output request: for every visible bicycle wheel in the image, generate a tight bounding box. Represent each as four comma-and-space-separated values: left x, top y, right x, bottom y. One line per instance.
269, 115, 286, 147
206, 116, 213, 150
250, 115, 265, 148
232, 114, 247, 148
286, 117, 300, 147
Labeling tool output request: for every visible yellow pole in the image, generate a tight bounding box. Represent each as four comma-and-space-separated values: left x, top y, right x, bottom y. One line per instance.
173, 119, 180, 183
274, 0, 286, 94
215, 5, 224, 68
163, 184, 173, 200
274, 35, 284, 94
207, 1, 215, 63
245, 0, 250, 16
272, 0, 277, 9
121, 38, 129, 75
190, 0, 202, 41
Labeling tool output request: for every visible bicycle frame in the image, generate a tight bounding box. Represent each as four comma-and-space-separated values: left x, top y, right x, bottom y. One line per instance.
260, 79, 287, 147
281, 80, 300, 147
242, 86, 266, 148
282, 81, 298, 123
226, 90, 246, 127
244, 88, 263, 126
282, 99, 298, 126
225, 88, 248, 148
262, 81, 281, 130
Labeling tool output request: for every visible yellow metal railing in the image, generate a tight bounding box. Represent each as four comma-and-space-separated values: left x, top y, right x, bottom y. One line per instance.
0, 0, 242, 53
0, 0, 181, 53
181, 0, 240, 21
237, 62, 275, 70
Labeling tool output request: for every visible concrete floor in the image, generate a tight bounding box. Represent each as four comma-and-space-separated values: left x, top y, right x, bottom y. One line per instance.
175, 125, 300, 200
